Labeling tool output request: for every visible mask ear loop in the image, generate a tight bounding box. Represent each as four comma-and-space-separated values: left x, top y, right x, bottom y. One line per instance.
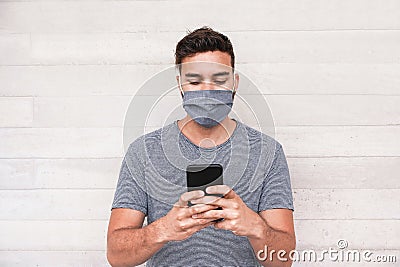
178, 76, 184, 97
232, 70, 237, 98
176, 66, 184, 98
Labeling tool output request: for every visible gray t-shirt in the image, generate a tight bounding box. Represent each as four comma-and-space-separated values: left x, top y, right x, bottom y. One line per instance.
111, 119, 294, 267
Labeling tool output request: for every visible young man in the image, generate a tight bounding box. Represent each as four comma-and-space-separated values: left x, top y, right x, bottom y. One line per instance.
107, 27, 295, 267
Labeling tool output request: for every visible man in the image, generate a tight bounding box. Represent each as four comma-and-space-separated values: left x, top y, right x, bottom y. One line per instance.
107, 26, 295, 267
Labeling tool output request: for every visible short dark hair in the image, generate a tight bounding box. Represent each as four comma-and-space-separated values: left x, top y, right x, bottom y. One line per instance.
175, 26, 235, 70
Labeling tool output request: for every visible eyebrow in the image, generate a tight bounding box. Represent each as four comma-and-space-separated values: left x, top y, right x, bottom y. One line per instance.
184, 71, 230, 78
184, 73, 202, 78
212, 71, 230, 77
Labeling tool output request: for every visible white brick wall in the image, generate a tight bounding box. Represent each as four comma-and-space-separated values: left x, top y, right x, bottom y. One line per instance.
0, 1, 399, 266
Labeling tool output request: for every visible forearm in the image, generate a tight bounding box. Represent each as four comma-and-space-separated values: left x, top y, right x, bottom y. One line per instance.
107, 219, 167, 267
248, 216, 296, 267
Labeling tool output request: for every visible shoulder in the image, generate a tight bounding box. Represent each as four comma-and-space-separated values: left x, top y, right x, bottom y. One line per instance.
125, 122, 175, 158
239, 121, 283, 153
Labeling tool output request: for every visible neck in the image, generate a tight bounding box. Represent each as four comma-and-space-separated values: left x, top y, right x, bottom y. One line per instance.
177, 116, 237, 148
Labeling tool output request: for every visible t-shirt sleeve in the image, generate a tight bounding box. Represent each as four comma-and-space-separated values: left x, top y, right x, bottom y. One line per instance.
111, 144, 148, 215
258, 142, 294, 212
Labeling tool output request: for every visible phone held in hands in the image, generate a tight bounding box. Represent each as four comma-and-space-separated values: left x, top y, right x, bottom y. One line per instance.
186, 163, 224, 222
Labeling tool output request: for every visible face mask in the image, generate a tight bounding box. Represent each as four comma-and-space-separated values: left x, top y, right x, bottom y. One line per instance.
181, 89, 234, 128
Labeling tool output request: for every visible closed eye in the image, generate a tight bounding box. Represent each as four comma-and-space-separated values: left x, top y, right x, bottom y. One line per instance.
214, 80, 227, 85
189, 81, 200, 85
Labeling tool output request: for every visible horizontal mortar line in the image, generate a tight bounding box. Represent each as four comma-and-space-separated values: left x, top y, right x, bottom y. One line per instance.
1, 156, 400, 160
136, 28, 400, 33
0, 219, 398, 222
0, 95, 37, 97
0, 188, 116, 190
0, 249, 107, 252
2, 62, 400, 67
293, 188, 400, 190
0, 157, 123, 160
3, 29, 400, 34
0, 126, 123, 129
0, 0, 171, 2
0, 219, 111, 222
275, 124, 400, 127
0, 249, 398, 252
0, 63, 171, 66
212, 28, 400, 32
0, 157, 122, 160
1, 188, 399, 191
293, 218, 400, 221
262, 94, 400, 96
292, 249, 400, 250
2, 94, 400, 97
287, 156, 400, 159
1, 61, 400, 67
0, 127, 125, 129
0, 96, 34, 98
1, 125, 400, 129
0, 0, 172, 2
0, 63, 175, 67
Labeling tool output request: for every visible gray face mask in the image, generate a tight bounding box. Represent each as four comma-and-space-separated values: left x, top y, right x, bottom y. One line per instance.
182, 89, 234, 128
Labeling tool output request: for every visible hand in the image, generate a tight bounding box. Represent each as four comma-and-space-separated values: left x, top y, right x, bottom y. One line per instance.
157, 190, 218, 243
190, 185, 266, 239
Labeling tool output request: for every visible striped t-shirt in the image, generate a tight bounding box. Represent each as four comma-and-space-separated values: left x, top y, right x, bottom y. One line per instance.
111, 119, 294, 266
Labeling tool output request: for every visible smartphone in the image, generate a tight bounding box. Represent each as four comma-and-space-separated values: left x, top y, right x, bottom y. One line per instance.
186, 163, 224, 222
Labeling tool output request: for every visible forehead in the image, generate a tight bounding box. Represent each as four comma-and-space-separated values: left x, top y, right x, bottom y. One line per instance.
180, 51, 233, 76
181, 51, 231, 66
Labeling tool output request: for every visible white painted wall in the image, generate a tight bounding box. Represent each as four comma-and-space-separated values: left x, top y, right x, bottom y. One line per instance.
1, 1, 399, 266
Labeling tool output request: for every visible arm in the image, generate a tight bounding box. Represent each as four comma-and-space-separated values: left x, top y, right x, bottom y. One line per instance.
192, 187, 296, 267
248, 142, 295, 266
247, 209, 296, 267
107, 191, 218, 267
107, 208, 165, 267
192, 142, 295, 266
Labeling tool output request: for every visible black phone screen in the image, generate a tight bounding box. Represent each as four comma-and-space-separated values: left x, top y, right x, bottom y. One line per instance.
186, 163, 223, 194
186, 164, 224, 222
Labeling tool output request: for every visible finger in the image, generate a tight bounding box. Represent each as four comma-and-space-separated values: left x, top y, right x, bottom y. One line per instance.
183, 218, 217, 231
176, 190, 205, 207
190, 195, 220, 205
213, 220, 229, 231
192, 209, 224, 219
183, 190, 206, 202
206, 185, 236, 199
201, 221, 216, 229
188, 203, 220, 216
208, 197, 236, 209
191, 221, 215, 232
193, 196, 236, 209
